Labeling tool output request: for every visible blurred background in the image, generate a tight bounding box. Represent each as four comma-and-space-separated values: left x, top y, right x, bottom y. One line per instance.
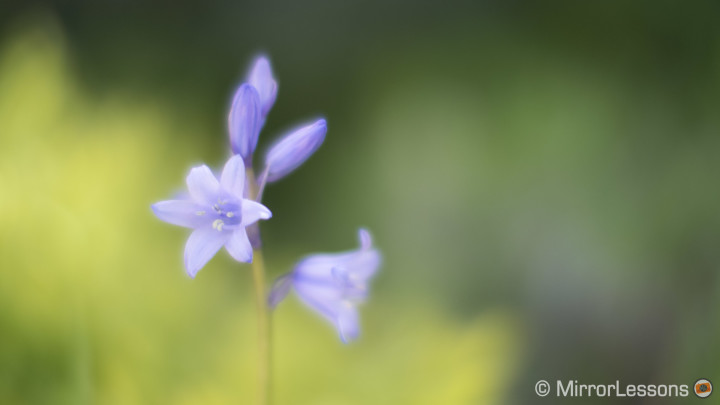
1, 1, 719, 404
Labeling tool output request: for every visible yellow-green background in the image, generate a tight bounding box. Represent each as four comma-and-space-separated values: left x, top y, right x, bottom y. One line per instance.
0, 2, 719, 404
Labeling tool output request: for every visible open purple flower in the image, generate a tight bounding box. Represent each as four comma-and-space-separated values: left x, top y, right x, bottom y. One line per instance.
269, 229, 381, 343
152, 155, 272, 277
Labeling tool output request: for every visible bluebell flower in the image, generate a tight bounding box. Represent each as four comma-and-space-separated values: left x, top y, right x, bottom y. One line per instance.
269, 229, 381, 343
247, 56, 278, 119
264, 119, 327, 182
228, 56, 278, 160
152, 155, 272, 277
228, 84, 262, 160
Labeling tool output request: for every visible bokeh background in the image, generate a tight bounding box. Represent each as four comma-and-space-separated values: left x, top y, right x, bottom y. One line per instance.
1, 1, 719, 404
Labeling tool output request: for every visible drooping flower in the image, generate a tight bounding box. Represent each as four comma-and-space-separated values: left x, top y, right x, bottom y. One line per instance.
264, 119, 327, 182
228, 56, 278, 160
152, 155, 272, 277
269, 229, 381, 343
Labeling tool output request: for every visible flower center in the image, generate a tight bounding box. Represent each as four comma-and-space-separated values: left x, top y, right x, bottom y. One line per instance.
208, 200, 241, 231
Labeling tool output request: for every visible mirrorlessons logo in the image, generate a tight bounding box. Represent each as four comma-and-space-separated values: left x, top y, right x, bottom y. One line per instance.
535, 379, 713, 398
694, 379, 712, 398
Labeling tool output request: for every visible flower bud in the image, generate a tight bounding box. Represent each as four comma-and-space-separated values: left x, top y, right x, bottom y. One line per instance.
265, 119, 327, 182
247, 56, 278, 118
228, 84, 261, 160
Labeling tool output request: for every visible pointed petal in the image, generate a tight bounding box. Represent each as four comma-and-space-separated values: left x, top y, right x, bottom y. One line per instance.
293, 233, 381, 280
358, 228, 372, 250
241, 199, 272, 226
337, 305, 360, 343
294, 284, 342, 324
184, 227, 229, 278
228, 84, 261, 158
268, 273, 293, 309
220, 155, 246, 198
186, 165, 219, 205
265, 119, 327, 182
152, 200, 208, 228
348, 250, 382, 281
225, 229, 253, 263
293, 277, 363, 342
247, 56, 278, 117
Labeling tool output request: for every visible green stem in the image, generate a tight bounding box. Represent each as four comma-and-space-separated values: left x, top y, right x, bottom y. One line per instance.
246, 167, 271, 405
251, 249, 271, 405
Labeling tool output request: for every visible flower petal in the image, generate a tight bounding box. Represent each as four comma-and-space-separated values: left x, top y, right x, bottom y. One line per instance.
268, 273, 293, 309
353, 250, 382, 280
186, 165, 219, 205
294, 282, 342, 321
284, 228, 381, 343
152, 200, 208, 228
294, 279, 360, 343
294, 249, 380, 281
358, 228, 372, 250
228, 84, 261, 159
184, 227, 230, 278
265, 119, 327, 182
247, 56, 278, 117
225, 228, 253, 263
241, 199, 272, 226
337, 305, 360, 343
220, 155, 246, 198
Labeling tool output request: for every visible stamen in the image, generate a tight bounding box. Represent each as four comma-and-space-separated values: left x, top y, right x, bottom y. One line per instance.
212, 219, 225, 231
196, 211, 206, 216
226, 212, 234, 218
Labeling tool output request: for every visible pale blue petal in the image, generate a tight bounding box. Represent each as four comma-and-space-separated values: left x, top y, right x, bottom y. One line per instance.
186, 165, 219, 205
225, 228, 253, 263
152, 200, 208, 228
294, 278, 360, 343
220, 155, 246, 198
337, 305, 360, 343
341, 249, 381, 281
294, 255, 342, 279
247, 56, 278, 117
358, 228, 372, 250
294, 249, 380, 281
265, 119, 327, 182
287, 228, 381, 343
294, 281, 342, 322
268, 273, 293, 309
241, 199, 272, 226
228, 84, 261, 159
184, 226, 230, 278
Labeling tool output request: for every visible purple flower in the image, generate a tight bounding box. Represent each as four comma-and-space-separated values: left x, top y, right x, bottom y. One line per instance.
152, 155, 272, 277
228, 56, 278, 160
264, 119, 327, 182
269, 229, 381, 343
247, 56, 278, 119
228, 84, 262, 160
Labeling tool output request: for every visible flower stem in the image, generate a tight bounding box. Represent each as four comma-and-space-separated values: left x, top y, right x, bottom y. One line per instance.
251, 249, 271, 405
246, 167, 271, 405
